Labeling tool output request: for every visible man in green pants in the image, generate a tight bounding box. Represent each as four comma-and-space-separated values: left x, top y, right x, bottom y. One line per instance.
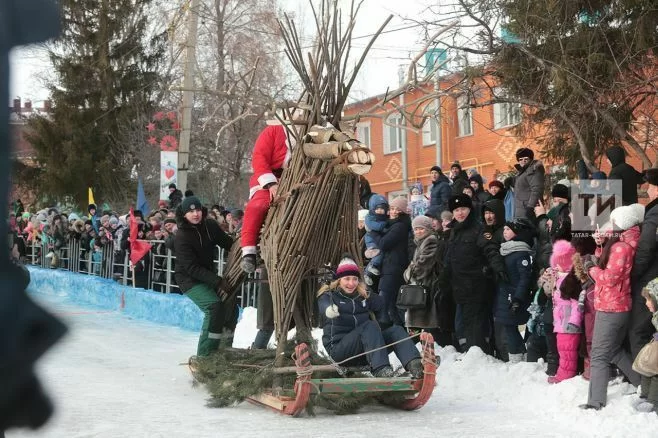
174, 196, 235, 356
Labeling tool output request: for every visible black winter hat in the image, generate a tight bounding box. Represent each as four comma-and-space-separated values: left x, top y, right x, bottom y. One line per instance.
450, 162, 462, 171
448, 194, 473, 211
551, 183, 570, 201
515, 147, 534, 161
645, 168, 658, 186
181, 196, 202, 214
164, 218, 176, 225
184, 189, 194, 197
430, 165, 442, 174
88, 203, 97, 212
169, 183, 177, 189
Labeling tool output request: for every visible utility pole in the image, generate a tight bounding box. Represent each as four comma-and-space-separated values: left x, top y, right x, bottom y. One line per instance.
177, 0, 200, 193
398, 65, 408, 192
434, 69, 442, 168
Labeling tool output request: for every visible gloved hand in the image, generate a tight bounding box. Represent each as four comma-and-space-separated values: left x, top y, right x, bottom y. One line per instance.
496, 271, 510, 284
325, 304, 340, 319
567, 323, 580, 333
509, 299, 522, 314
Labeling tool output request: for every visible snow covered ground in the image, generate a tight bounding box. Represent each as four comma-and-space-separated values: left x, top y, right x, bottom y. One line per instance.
8, 292, 658, 438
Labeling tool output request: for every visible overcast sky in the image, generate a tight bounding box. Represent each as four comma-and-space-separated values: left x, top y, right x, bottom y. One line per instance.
9, 0, 444, 105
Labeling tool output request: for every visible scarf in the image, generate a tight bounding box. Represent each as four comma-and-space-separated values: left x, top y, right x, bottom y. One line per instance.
500, 240, 532, 257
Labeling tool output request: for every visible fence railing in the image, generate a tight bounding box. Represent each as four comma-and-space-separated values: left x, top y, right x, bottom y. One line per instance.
22, 236, 266, 309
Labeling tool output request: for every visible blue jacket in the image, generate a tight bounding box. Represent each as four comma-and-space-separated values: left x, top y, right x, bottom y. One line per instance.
429, 174, 452, 213
318, 288, 384, 351
365, 194, 388, 249
495, 242, 533, 325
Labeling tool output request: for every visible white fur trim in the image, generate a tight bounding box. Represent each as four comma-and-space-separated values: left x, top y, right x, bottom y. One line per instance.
242, 246, 257, 256
257, 173, 278, 188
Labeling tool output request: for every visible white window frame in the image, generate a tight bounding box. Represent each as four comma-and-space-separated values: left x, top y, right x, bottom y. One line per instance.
356, 121, 371, 149
383, 113, 405, 154
457, 94, 473, 137
493, 88, 522, 129
422, 103, 439, 146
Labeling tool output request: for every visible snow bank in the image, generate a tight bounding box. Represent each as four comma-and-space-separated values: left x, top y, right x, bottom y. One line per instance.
27, 266, 204, 331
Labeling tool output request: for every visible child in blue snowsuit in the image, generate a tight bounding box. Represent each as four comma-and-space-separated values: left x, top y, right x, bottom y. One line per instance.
364, 194, 388, 285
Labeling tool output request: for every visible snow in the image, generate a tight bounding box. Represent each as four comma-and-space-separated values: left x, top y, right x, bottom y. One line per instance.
7, 293, 658, 438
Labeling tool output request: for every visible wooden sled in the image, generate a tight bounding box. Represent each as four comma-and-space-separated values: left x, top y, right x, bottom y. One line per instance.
246, 332, 437, 416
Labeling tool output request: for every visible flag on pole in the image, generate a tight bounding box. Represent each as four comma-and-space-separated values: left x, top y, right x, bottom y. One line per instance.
129, 207, 152, 265
88, 187, 95, 206
136, 177, 150, 216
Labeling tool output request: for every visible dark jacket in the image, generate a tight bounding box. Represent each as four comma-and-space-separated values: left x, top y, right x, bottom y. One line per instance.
606, 146, 644, 206
169, 189, 184, 209
451, 170, 470, 196
481, 198, 506, 246
495, 242, 533, 325
318, 288, 384, 351
442, 212, 506, 304
374, 213, 412, 276
430, 173, 452, 213
173, 209, 233, 293
514, 159, 545, 218
631, 197, 658, 296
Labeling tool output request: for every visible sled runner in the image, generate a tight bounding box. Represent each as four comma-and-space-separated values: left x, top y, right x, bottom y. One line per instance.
245, 332, 438, 416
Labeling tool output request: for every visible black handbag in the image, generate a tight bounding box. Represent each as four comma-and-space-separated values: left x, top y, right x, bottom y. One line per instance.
396, 284, 428, 310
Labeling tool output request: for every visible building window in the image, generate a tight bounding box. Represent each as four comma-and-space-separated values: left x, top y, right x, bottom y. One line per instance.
383, 113, 404, 154
356, 122, 371, 148
457, 94, 473, 137
422, 103, 439, 146
493, 89, 522, 129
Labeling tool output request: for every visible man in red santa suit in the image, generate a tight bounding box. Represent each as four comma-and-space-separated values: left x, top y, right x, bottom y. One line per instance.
240, 121, 295, 272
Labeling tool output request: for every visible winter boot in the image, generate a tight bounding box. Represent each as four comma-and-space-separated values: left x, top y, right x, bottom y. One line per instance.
240, 254, 256, 273
546, 351, 559, 376
406, 358, 424, 379
647, 375, 658, 413
640, 375, 651, 399
508, 353, 524, 364
372, 365, 395, 378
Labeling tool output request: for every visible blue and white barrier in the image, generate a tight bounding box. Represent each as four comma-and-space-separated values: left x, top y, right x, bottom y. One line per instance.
27, 267, 203, 332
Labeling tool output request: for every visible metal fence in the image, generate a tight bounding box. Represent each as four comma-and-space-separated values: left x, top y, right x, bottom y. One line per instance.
23, 237, 264, 308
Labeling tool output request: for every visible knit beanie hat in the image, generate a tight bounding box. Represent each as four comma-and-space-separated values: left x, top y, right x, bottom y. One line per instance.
450, 162, 462, 171
430, 165, 442, 174
109, 216, 119, 227
642, 278, 658, 307
68, 213, 80, 222
335, 255, 361, 279
412, 215, 433, 231
551, 183, 570, 201
610, 205, 641, 231
441, 210, 454, 222
88, 203, 97, 213
358, 209, 369, 221
164, 218, 176, 225
489, 180, 504, 190
550, 240, 576, 271
515, 147, 534, 161
181, 196, 202, 214
389, 196, 408, 213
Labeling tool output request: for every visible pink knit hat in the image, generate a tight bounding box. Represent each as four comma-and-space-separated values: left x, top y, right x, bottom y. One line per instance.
335, 255, 361, 279
389, 196, 408, 213
550, 240, 576, 271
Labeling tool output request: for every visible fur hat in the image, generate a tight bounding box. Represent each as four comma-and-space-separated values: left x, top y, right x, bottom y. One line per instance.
389, 196, 408, 213
644, 168, 658, 186
181, 196, 202, 214
411, 215, 433, 231
551, 183, 570, 201
489, 180, 504, 190
430, 165, 442, 174
515, 147, 534, 161
358, 209, 369, 221
449, 194, 473, 211
628, 203, 645, 224
336, 255, 361, 279
610, 205, 641, 231
550, 240, 576, 271
73, 219, 85, 234
441, 210, 454, 222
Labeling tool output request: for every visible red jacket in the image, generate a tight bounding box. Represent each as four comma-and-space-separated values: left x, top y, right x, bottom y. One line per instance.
248, 125, 291, 198
588, 226, 640, 313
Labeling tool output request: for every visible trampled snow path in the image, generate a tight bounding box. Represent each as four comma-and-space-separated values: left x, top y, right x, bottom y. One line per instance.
8, 293, 658, 438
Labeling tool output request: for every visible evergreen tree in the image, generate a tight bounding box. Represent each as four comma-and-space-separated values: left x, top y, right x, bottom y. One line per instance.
25, 0, 165, 206
491, 0, 658, 169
